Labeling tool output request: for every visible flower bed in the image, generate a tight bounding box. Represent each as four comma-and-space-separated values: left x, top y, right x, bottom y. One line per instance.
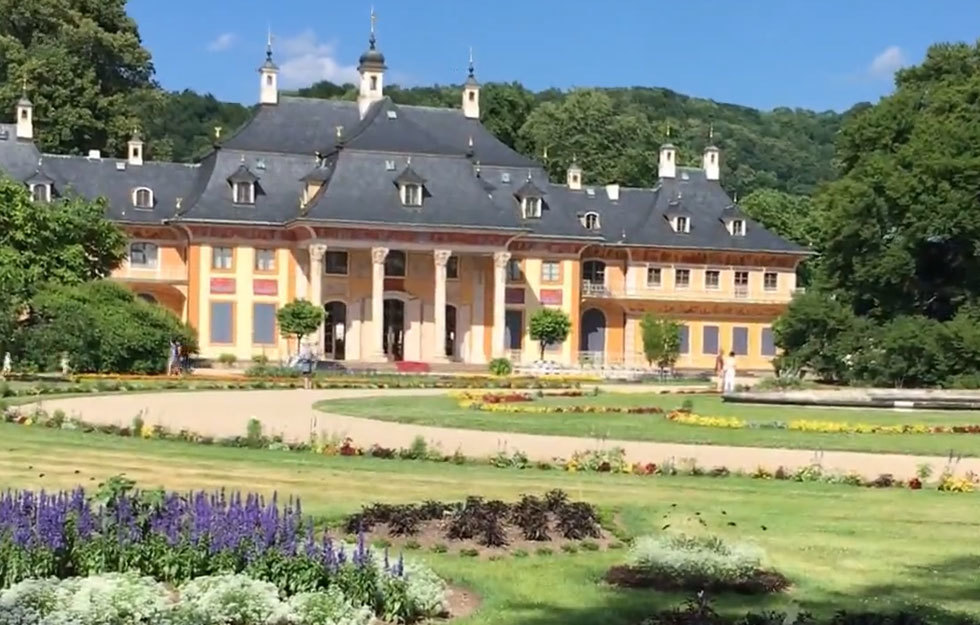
605, 532, 789, 595
666, 410, 980, 435
0, 572, 392, 625
453, 390, 665, 414
343, 490, 608, 556
0, 375, 583, 401
4, 406, 976, 494
0, 485, 446, 623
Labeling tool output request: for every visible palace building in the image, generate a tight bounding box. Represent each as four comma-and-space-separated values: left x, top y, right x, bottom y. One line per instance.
0, 24, 808, 371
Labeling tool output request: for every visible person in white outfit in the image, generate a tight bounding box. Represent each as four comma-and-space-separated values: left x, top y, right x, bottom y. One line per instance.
722, 351, 737, 393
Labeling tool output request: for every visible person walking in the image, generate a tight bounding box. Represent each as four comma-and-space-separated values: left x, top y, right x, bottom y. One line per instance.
167, 339, 178, 376
1, 352, 11, 379
298, 342, 315, 390
722, 350, 737, 394
714, 350, 724, 393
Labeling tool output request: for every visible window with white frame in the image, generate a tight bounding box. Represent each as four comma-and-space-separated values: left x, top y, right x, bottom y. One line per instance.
401, 183, 422, 207
325, 250, 348, 275
132, 187, 153, 209
129, 242, 158, 268
233, 181, 254, 204
522, 196, 542, 219
764, 271, 778, 291
646, 266, 662, 288
730, 219, 746, 236
254, 248, 276, 272
212, 246, 233, 270
541, 260, 560, 282
506, 258, 523, 282
705, 269, 721, 290
582, 212, 600, 230
30, 183, 50, 203
675, 268, 691, 288
671, 215, 690, 233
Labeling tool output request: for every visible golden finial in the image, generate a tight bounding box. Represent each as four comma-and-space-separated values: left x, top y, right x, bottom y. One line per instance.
214, 126, 222, 139
370, 6, 377, 35
335, 125, 343, 139
709, 123, 714, 141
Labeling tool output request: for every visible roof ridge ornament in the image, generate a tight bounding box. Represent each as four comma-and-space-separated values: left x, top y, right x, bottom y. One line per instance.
369, 6, 377, 48
468, 47, 475, 78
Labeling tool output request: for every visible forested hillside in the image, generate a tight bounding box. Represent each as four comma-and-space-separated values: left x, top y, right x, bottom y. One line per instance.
0, 0, 846, 200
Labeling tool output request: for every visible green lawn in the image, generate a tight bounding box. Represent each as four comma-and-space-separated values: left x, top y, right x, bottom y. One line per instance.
1, 421, 978, 625
319, 392, 980, 456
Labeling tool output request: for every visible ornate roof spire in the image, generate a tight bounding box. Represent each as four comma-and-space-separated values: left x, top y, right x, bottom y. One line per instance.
261, 26, 277, 70
468, 47, 475, 78
18, 76, 31, 106
358, 6, 386, 69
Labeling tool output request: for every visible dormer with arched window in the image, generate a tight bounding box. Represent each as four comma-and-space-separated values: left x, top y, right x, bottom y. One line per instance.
132, 187, 154, 209
722, 205, 748, 236
515, 175, 545, 219
581, 211, 601, 231
395, 164, 426, 207
26, 169, 53, 203
227, 161, 259, 205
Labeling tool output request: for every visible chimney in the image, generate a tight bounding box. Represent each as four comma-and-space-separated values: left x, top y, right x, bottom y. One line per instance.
127, 130, 144, 166
567, 158, 582, 191
703, 144, 720, 181
605, 184, 620, 201
658, 143, 676, 179
87, 149, 101, 159
16, 94, 33, 141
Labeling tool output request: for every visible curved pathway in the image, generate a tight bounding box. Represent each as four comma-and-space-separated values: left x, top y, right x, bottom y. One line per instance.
28, 388, 980, 479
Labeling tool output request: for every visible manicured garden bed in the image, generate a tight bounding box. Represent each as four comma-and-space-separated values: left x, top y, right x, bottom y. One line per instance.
343, 490, 614, 558
320, 392, 980, 456
2, 420, 979, 624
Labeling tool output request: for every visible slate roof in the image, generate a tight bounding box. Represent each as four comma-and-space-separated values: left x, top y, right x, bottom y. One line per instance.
0, 93, 808, 254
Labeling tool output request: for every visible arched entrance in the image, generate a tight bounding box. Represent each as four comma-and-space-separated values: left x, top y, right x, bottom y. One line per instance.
445, 304, 457, 359
137, 293, 157, 304
580, 308, 606, 361
383, 298, 405, 360
324, 301, 346, 360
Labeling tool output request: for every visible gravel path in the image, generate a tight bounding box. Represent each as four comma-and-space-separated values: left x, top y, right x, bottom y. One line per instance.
27, 388, 979, 479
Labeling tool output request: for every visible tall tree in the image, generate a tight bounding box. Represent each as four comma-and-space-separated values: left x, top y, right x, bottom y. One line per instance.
0, 176, 127, 351
815, 41, 980, 321
0, 0, 158, 155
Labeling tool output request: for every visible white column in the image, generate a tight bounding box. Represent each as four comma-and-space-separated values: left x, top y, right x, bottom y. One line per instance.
492, 251, 511, 359
370, 247, 389, 361
433, 250, 452, 362
309, 244, 327, 355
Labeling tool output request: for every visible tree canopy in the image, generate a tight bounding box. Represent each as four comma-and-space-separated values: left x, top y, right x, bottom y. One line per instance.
815, 42, 980, 322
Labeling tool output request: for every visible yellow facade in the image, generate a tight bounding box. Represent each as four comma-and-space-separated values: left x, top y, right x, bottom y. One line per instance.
111, 224, 803, 371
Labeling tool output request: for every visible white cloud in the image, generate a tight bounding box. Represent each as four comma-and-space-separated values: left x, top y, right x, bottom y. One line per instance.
207, 32, 236, 52
868, 45, 906, 80
277, 30, 359, 87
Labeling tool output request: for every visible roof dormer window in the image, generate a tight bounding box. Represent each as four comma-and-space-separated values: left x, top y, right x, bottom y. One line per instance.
671, 215, 690, 233
522, 196, 542, 219
395, 164, 426, 207
227, 160, 259, 205
234, 181, 255, 205
132, 187, 153, 209
30, 183, 51, 203
582, 212, 600, 230
401, 183, 422, 207
730, 219, 746, 236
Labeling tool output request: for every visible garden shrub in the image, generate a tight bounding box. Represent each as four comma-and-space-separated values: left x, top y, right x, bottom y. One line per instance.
217, 353, 237, 366
488, 358, 512, 376
13, 281, 196, 374
288, 587, 373, 625
610, 533, 788, 594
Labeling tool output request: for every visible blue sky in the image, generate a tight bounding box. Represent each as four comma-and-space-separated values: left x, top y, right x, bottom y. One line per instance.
130, 0, 980, 112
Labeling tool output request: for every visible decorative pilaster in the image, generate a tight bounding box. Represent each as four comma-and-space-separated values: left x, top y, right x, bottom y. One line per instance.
309, 244, 327, 354
433, 250, 452, 362
492, 251, 511, 359
371, 247, 389, 360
